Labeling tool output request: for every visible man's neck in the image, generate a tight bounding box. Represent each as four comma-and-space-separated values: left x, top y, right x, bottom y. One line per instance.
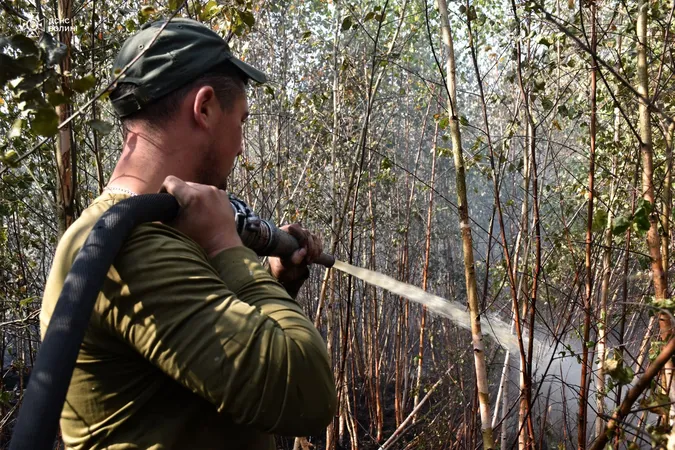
107, 127, 198, 194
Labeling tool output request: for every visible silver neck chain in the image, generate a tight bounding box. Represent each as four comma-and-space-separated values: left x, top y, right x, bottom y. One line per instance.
103, 186, 138, 197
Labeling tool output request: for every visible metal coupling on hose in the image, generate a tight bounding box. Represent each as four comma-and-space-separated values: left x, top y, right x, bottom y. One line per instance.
229, 195, 335, 267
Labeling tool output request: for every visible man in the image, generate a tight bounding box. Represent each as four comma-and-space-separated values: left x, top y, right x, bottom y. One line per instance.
40, 18, 336, 449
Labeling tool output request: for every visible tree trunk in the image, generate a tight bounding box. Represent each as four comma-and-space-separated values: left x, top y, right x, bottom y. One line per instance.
55, 0, 76, 235
436, 0, 494, 447
580, 3, 598, 445
637, 0, 673, 427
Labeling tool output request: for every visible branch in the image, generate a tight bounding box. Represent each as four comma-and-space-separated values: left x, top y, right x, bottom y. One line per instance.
590, 335, 675, 450
536, 3, 674, 126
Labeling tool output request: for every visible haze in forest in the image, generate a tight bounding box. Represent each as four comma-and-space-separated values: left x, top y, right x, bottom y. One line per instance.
1, 0, 675, 448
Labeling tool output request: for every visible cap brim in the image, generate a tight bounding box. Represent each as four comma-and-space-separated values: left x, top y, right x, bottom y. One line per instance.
229, 57, 267, 84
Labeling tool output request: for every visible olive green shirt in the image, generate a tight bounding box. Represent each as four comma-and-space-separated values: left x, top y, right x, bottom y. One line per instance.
40, 193, 336, 449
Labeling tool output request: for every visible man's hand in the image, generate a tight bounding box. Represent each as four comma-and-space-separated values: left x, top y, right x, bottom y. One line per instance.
160, 176, 242, 257
268, 223, 322, 297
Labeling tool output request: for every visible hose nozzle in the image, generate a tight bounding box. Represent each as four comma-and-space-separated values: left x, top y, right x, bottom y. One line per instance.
230, 196, 335, 268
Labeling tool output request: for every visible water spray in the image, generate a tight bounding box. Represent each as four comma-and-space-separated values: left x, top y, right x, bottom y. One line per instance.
230, 194, 541, 355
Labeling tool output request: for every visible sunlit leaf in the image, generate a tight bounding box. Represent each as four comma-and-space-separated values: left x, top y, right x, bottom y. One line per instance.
140, 5, 157, 16
168, 0, 183, 11
8, 119, 24, 139
71, 74, 97, 93
3, 150, 19, 166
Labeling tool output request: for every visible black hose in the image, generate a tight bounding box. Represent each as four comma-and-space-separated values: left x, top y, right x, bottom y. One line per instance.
10, 194, 179, 450
10, 192, 335, 449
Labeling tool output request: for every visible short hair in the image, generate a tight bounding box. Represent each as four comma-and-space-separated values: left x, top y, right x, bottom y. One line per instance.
111, 64, 247, 132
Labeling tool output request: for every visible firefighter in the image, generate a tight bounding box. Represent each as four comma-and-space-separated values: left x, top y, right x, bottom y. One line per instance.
41, 18, 336, 449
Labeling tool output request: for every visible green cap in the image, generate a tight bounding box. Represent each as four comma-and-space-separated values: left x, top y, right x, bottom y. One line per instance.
110, 18, 267, 117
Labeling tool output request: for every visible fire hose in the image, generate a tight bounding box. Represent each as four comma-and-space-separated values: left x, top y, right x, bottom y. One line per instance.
9, 193, 334, 450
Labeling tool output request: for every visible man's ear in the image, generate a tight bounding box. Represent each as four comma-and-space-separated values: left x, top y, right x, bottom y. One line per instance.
192, 86, 219, 129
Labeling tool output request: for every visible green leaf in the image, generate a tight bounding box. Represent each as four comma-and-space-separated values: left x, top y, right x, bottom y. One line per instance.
14, 55, 40, 72
3, 150, 19, 166
592, 208, 607, 233
87, 119, 113, 135
639, 391, 670, 415
31, 107, 59, 136
557, 104, 569, 117
10, 35, 39, 55
13, 72, 49, 92
541, 96, 553, 111
71, 74, 97, 93
636, 198, 653, 216
538, 36, 553, 46
140, 5, 157, 16
239, 10, 255, 28
0, 54, 28, 86
632, 199, 653, 233
200, 0, 219, 19
438, 116, 449, 130
533, 80, 546, 93
47, 91, 68, 106
650, 296, 675, 312
436, 147, 452, 157
633, 214, 650, 233
612, 215, 631, 235
168, 0, 183, 11
341, 16, 353, 31
19, 296, 36, 307
8, 118, 24, 139
604, 354, 634, 385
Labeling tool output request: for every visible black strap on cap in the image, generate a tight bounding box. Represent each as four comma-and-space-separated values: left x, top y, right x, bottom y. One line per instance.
110, 89, 144, 117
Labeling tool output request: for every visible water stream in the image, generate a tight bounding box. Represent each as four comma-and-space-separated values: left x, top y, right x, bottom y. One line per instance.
332, 259, 543, 355
331, 260, 595, 441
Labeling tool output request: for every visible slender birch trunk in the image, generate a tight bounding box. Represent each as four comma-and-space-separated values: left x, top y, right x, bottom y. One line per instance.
663, 122, 675, 423
595, 153, 615, 437
366, 162, 384, 442
509, 0, 537, 444
661, 122, 673, 286
436, 0, 494, 447
580, 3, 598, 445
638, 0, 667, 332
321, 7, 341, 450
412, 119, 439, 421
